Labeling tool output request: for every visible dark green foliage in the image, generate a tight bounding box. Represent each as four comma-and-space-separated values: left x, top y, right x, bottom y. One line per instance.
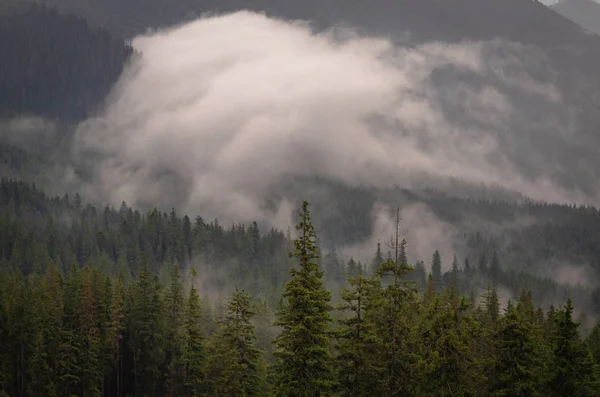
0, 216, 597, 396
547, 299, 599, 396
127, 257, 165, 396
204, 289, 266, 396
163, 264, 185, 396
481, 284, 500, 326
107, 273, 125, 397
182, 270, 204, 397
491, 305, 546, 396
0, 178, 296, 306
336, 269, 378, 397
0, 177, 596, 315
273, 201, 335, 396
1, 184, 600, 396
367, 239, 419, 396
413, 296, 483, 396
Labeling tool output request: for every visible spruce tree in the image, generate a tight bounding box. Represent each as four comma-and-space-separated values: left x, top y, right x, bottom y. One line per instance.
586, 322, 600, 366
548, 299, 598, 396
480, 283, 500, 326
80, 266, 104, 397
491, 305, 546, 396
60, 264, 84, 396
371, 242, 384, 273
450, 253, 460, 287
128, 255, 165, 396
26, 274, 56, 397
39, 263, 64, 395
107, 273, 126, 397
424, 273, 436, 306
273, 201, 335, 396
336, 268, 378, 397
28, 330, 54, 397
182, 268, 204, 397
370, 238, 418, 396
204, 289, 265, 396
413, 296, 482, 396
163, 264, 185, 397
516, 290, 536, 323
431, 250, 443, 291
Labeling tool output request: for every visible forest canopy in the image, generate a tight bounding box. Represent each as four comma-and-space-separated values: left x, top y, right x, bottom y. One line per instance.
1, 198, 599, 396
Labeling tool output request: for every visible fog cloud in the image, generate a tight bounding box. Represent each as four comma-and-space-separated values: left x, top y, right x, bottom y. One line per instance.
0, 116, 58, 153
73, 10, 596, 229
340, 203, 457, 269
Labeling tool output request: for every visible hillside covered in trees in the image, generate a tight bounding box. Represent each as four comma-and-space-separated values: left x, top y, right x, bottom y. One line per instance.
0, 3, 132, 121
2, 0, 600, 394
0, 176, 596, 310
1, 199, 600, 396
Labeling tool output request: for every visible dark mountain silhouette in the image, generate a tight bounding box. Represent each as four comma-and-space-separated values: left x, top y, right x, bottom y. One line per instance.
4, 0, 597, 47
552, 0, 600, 36
0, 2, 132, 121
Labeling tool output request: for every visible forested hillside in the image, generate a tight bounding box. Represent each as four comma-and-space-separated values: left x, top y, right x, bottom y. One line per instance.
274, 178, 600, 287
0, 3, 132, 120
0, 176, 595, 314
1, 199, 600, 396
1, 0, 600, 394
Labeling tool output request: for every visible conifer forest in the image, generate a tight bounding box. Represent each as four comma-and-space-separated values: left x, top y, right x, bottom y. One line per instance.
1, 182, 600, 396
4, 0, 600, 395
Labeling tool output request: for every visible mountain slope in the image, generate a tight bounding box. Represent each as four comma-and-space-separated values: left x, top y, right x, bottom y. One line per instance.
2, 0, 600, 301
552, 0, 600, 35
18, 0, 600, 48
13, 0, 600, 194
0, 3, 132, 121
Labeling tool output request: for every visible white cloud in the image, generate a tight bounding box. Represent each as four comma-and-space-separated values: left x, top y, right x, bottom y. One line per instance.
73, 11, 592, 228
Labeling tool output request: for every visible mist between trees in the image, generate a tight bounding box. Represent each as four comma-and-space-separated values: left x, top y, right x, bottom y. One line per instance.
1, 189, 600, 396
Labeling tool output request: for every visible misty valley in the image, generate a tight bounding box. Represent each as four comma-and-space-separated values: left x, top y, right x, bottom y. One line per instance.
2, 0, 600, 396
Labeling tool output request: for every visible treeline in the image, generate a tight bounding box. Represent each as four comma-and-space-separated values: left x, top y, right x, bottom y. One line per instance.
0, 178, 296, 303
0, 177, 592, 312
0, 3, 132, 120
283, 178, 600, 280
1, 201, 600, 396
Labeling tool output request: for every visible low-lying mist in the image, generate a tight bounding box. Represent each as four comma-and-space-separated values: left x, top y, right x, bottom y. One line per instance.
71, 11, 599, 232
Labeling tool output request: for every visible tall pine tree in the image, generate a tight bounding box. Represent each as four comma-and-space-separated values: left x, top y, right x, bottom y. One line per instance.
273, 201, 335, 396
204, 289, 265, 396
336, 268, 379, 397
182, 268, 204, 397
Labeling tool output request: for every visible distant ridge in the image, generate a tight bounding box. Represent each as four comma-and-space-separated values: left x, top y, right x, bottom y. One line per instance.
551, 0, 600, 35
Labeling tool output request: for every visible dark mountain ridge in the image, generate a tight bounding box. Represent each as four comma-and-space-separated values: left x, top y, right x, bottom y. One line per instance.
552, 0, 600, 36
13, 0, 597, 47
0, 3, 132, 121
